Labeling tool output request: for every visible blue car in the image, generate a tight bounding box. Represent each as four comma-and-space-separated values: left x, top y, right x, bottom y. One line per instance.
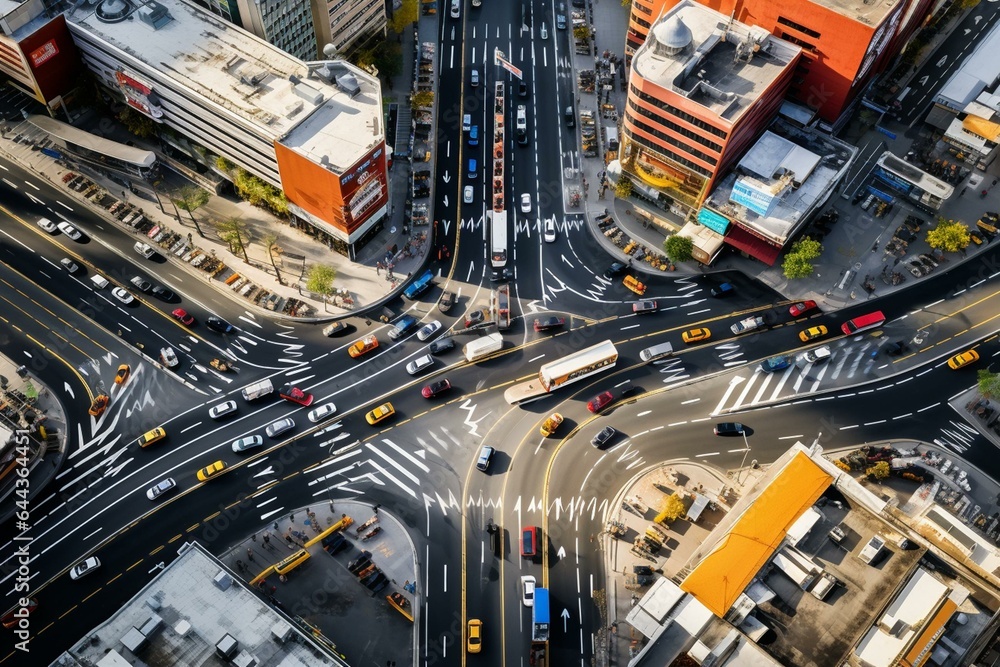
469, 125, 479, 146
760, 355, 792, 373
388, 314, 418, 340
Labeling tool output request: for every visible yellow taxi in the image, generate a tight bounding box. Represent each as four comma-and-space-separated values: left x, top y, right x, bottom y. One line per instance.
623, 275, 647, 296
799, 325, 828, 342
540, 413, 564, 437
366, 402, 395, 425
136, 427, 167, 448
467, 618, 483, 654
947, 349, 979, 370
114, 364, 131, 384
197, 460, 227, 482
348, 335, 379, 359
88, 394, 110, 416
682, 328, 711, 344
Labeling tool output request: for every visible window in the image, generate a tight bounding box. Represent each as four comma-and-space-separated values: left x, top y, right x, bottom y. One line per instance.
626, 99, 724, 153
630, 84, 728, 139
776, 16, 820, 39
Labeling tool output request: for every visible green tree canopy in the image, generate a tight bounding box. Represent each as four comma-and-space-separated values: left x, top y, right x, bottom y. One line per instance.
782, 252, 814, 280
613, 178, 633, 199
926, 219, 970, 252
664, 234, 694, 263
306, 265, 337, 311
659, 494, 687, 523
217, 216, 251, 263
790, 237, 823, 260
978, 369, 1000, 400
391, 0, 418, 33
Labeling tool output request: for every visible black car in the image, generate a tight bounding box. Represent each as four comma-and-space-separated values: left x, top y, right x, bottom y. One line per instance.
604, 261, 627, 278
206, 316, 236, 334
533, 316, 565, 332
151, 285, 178, 302
130, 276, 152, 293
714, 422, 745, 436
429, 337, 455, 354
518, 80, 528, 97
490, 267, 513, 282
465, 311, 485, 328
710, 282, 734, 297
592, 426, 617, 448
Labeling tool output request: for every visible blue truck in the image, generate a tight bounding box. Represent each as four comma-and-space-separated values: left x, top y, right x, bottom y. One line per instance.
403, 269, 434, 300
532, 588, 550, 642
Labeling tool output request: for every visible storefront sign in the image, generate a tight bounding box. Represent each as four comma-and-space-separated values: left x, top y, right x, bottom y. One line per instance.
29, 40, 58, 67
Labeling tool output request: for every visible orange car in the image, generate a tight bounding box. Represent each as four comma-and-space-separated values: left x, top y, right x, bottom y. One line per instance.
348, 335, 379, 359
88, 394, 110, 416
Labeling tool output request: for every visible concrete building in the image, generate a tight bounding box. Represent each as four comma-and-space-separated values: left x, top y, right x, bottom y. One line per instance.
691, 116, 855, 265
620, 443, 1000, 667
49, 541, 348, 667
233, 0, 318, 61
625, 0, 935, 126
318, 0, 387, 56
618, 0, 800, 216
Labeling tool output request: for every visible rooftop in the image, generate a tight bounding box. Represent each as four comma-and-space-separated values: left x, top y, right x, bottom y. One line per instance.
51, 542, 346, 667
809, 0, 904, 26
703, 117, 857, 244
65, 0, 381, 171
631, 0, 800, 122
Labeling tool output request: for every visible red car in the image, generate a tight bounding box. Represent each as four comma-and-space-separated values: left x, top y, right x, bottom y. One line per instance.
533, 316, 565, 332
789, 300, 817, 317
172, 308, 195, 326
279, 385, 314, 406
421, 379, 452, 398
587, 391, 614, 413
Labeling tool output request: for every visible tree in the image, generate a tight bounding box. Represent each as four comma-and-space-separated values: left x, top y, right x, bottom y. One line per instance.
391, 0, 418, 33
262, 234, 285, 286
782, 252, 814, 280
978, 369, 1000, 400
664, 234, 694, 264
118, 107, 156, 139
306, 265, 338, 312
926, 219, 970, 253
372, 41, 402, 80
574, 24, 591, 41
613, 177, 633, 199
790, 237, 822, 260
216, 156, 235, 173
173, 186, 210, 238
621, 0, 632, 6
411, 91, 434, 110
217, 216, 251, 263
657, 494, 687, 523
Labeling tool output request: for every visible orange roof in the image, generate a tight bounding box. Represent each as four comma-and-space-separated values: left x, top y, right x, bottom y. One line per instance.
963, 115, 1000, 142
680, 451, 833, 616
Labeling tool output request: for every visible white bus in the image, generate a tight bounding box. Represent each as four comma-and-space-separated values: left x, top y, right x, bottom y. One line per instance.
504, 340, 619, 403
490, 210, 508, 267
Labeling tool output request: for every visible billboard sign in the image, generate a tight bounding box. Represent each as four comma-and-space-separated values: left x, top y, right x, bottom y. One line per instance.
732, 180, 776, 217
29, 40, 59, 67
696, 208, 730, 234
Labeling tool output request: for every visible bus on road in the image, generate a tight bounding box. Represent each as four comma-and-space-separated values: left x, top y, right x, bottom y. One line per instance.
504, 340, 618, 404
490, 210, 508, 267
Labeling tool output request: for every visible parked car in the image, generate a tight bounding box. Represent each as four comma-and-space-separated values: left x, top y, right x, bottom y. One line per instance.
322, 322, 351, 337
592, 426, 617, 447
133, 241, 155, 258
789, 300, 818, 317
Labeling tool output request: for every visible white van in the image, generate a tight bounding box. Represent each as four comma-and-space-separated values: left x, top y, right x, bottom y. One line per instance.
90, 274, 110, 289
450, 0, 460, 18
606, 126, 619, 151
640, 342, 673, 362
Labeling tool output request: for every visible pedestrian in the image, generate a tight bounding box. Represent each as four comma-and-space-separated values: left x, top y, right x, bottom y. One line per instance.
285, 534, 293, 545
246, 548, 254, 562
263, 532, 271, 546
251, 532, 256, 542
273, 521, 279, 531
280, 574, 287, 583
236, 558, 244, 571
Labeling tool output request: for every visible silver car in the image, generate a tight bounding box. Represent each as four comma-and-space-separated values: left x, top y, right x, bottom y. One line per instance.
69, 557, 101, 580
146, 478, 176, 501
308, 402, 337, 423
265, 418, 295, 438
406, 354, 434, 376
232, 435, 265, 453
209, 400, 238, 420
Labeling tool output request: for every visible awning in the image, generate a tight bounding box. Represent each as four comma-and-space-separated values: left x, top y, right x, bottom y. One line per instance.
724, 224, 782, 265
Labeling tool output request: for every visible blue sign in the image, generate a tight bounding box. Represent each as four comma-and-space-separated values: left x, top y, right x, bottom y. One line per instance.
697, 208, 730, 234
731, 180, 775, 217
876, 126, 897, 140
41, 148, 62, 159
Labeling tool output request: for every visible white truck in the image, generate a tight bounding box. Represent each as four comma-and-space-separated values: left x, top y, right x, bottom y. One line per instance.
464, 333, 503, 362
241, 378, 274, 401
731, 316, 766, 335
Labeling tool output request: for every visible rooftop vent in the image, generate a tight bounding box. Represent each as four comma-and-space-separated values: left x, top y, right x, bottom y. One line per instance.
292, 82, 323, 105
335, 73, 361, 97
652, 17, 692, 56
239, 66, 268, 87
136, 1, 171, 29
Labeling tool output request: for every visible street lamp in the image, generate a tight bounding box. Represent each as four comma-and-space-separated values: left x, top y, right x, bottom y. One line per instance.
736, 428, 752, 485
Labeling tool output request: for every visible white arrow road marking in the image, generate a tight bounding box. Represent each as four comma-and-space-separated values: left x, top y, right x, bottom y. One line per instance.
561, 608, 571, 631
443, 171, 451, 183
441, 219, 451, 235
63, 382, 75, 398
253, 466, 276, 477
443, 195, 449, 208
936, 55, 947, 67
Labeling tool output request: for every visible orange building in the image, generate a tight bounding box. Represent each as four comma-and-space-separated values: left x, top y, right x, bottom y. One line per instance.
619, 0, 799, 214
625, 0, 935, 124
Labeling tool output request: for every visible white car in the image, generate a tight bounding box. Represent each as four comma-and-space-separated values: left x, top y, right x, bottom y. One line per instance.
160, 347, 179, 368
60, 258, 81, 274
208, 400, 238, 420
521, 575, 536, 606
37, 217, 58, 232
471, 68, 480, 87
464, 185, 474, 204
520, 193, 531, 213
232, 435, 264, 453
796, 345, 832, 367
134, 241, 155, 258
69, 557, 101, 580
417, 320, 442, 341
543, 218, 556, 243
146, 478, 176, 501
57, 221, 83, 240
450, 0, 459, 18
406, 354, 434, 376
111, 287, 134, 305
308, 402, 337, 423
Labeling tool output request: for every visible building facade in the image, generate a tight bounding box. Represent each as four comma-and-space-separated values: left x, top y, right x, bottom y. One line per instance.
234, 0, 318, 61
619, 0, 799, 216
318, 0, 387, 56
625, 0, 935, 125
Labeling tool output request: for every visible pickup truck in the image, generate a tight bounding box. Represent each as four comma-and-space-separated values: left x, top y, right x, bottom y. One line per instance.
731, 316, 765, 335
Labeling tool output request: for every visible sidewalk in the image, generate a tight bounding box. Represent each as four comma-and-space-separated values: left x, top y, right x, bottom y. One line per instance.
0, 352, 69, 524
0, 21, 438, 321
218, 501, 418, 666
